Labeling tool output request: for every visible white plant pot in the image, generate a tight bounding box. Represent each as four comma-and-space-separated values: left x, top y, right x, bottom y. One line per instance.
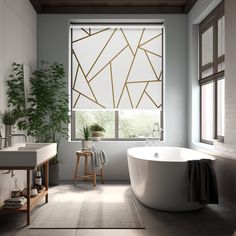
82, 140, 92, 149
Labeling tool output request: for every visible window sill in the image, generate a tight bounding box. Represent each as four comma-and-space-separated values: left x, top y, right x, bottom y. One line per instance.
68, 139, 165, 143
191, 139, 226, 158
69, 139, 147, 143
191, 141, 216, 156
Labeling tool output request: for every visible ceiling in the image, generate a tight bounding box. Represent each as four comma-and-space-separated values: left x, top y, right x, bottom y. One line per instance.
29, 0, 198, 14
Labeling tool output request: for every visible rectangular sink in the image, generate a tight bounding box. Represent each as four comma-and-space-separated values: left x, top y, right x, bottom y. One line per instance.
0, 143, 57, 169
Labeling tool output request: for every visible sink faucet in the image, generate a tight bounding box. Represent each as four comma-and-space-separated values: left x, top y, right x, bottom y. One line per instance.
11, 134, 27, 143
2, 134, 27, 148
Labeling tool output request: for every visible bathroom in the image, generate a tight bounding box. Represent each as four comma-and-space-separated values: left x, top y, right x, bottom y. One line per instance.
0, 0, 236, 235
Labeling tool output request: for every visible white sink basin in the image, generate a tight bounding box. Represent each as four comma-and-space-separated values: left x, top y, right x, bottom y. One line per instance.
0, 143, 57, 168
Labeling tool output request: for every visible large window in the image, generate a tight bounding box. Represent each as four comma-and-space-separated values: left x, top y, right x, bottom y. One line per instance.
72, 110, 161, 140
199, 1, 225, 144
70, 24, 164, 140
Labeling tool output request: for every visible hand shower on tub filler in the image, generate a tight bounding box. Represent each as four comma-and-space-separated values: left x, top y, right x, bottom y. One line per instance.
152, 122, 163, 158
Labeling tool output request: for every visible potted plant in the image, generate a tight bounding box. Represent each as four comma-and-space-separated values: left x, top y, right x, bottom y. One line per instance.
90, 123, 105, 141
1, 110, 16, 147
6, 61, 70, 186
81, 125, 92, 149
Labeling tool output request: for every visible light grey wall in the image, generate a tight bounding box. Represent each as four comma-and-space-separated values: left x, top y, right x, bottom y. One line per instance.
0, 0, 37, 204
37, 14, 188, 180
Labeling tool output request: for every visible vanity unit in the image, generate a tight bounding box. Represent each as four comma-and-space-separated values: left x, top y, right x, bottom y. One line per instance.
0, 143, 57, 225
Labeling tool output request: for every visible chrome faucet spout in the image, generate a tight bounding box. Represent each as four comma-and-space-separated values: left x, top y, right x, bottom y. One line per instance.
11, 134, 27, 143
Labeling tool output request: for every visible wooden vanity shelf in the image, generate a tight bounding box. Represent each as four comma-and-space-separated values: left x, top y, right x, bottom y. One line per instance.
0, 188, 48, 213
0, 157, 54, 225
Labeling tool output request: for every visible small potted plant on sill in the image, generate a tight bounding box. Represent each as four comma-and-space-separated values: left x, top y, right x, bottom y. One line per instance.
90, 123, 105, 141
81, 125, 92, 149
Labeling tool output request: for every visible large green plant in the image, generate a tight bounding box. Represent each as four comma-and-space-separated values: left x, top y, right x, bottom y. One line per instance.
6, 63, 26, 123
25, 61, 69, 142
7, 61, 70, 163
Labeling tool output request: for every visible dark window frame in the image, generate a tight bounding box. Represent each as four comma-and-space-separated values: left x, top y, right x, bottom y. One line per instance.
199, 1, 225, 144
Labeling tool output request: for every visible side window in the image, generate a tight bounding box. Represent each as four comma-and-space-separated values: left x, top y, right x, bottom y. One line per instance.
199, 1, 225, 144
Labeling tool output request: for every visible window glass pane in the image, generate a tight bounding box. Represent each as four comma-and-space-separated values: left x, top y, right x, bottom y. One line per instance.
74, 110, 115, 139
119, 110, 161, 139
201, 83, 214, 141
217, 79, 225, 136
218, 16, 225, 58
202, 27, 213, 67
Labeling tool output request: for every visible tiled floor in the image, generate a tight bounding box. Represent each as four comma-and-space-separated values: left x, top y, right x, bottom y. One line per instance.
0, 182, 236, 236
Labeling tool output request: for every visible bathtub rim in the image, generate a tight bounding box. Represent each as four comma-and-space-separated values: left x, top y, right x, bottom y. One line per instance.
127, 146, 216, 163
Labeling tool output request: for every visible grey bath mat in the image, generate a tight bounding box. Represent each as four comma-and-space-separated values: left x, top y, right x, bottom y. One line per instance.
30, 186, 144, 229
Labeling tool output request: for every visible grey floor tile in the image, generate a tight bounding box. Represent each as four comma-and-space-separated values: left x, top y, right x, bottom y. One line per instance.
15, 229, 76, 236
0, 183, 235, 236
75, 229, 149, 236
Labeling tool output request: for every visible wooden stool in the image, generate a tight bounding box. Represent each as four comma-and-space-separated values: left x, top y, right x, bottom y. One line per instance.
74, 150, 104, 186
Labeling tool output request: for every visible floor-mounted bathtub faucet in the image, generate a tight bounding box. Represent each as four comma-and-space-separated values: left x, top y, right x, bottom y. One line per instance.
152, 122, 163, 147
152, 123, 163, 158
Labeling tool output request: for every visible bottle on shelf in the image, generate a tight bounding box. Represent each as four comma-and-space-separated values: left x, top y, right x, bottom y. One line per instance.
35, 168, 42, 185
11, 177, 21, 198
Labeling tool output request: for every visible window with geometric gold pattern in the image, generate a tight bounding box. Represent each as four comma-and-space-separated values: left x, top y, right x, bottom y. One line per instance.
70, 24, 164, 140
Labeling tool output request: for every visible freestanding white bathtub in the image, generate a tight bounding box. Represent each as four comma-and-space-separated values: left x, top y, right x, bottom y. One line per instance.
127, 147, 215, 212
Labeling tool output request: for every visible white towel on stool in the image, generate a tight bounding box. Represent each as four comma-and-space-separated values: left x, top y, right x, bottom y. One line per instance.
90, 149, 107, 170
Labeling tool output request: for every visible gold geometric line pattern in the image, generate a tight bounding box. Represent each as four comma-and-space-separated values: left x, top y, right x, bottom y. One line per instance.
81, 28, 90, 36
88, 45, 129, 83
120, 28, 135, 56
80, 93, 105, 108
159, 70, 163, 81
72, 50, 98, 102
110, 63, 116, 108
139, 47, 162, 58
85, 28, 117, 78
73, 88, 105, 108
73, 93, 81, 109
126, 85, 134, 108
116, 28, 145, 108
127, 80, 162, 84
72, 28, 109, 43
139, 32, 162, 47
72, 55, 80, 89
71, 26, 163, 109
144, 50, 159, 80
136, 82, 149, 108
144, 91, 161, 109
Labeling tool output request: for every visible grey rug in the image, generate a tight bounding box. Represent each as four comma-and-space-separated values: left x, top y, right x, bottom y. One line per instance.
30, 186, 144, 229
